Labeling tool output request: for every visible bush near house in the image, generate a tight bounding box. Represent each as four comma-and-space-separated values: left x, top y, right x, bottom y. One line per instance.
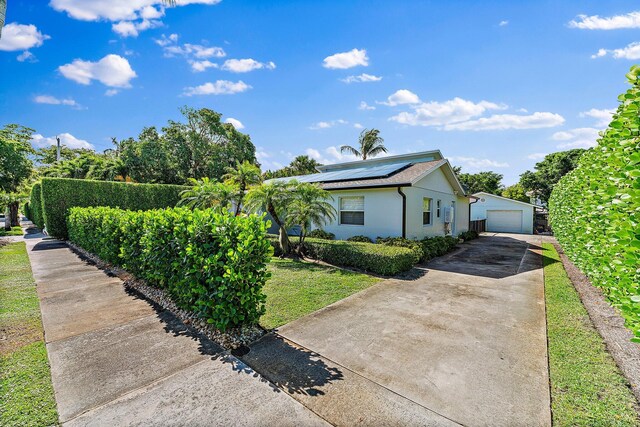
550, 66, 640, 338
458, 230, 479, 242
377, 235, 459, 262
38, 178, 186, 238
347, 235, 373, 243
68, 206, 273, 331
29, 182, 44, 229
306, 229, 335, 240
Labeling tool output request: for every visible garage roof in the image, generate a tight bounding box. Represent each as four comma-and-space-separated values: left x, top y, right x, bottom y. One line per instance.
472, 192, 540, 208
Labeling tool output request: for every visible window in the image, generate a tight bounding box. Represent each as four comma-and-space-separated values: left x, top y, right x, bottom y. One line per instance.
436, 200, 441, 218
340, 196, 364, 225
423, 198, 432, 225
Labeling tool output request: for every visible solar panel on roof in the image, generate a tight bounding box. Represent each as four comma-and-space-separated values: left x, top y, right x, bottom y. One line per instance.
270, 161, 413, 184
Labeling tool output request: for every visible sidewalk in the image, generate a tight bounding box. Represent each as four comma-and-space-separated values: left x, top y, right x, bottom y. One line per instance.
24, 234, 326, 426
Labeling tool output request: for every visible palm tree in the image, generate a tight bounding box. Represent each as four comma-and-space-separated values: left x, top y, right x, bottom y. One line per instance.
340, 128, 387, 160
287, 183, 336, 247
178, 177, 238, 211
244, 181, 295, 255
222, 160, 262, 215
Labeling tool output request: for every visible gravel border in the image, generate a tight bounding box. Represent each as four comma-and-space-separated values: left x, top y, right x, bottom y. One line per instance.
553, 242, 640, 404
66, 241, 265, 350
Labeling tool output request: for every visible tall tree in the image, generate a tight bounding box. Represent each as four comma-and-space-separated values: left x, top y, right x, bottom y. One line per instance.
519, 149, 585, 204
340, 128, 387, 160
0, 124, 34, 227
501, 183, 530, 203
223, 160, 262, 215
287, 183, 336, 246
456, 170, 503, 195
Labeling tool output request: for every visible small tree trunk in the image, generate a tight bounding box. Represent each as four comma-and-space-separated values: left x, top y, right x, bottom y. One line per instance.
9, 202, 19, 227
4, 206, 11, 231
278, 226, 291, 256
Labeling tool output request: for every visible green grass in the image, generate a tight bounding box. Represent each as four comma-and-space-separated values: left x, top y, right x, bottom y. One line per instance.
544, 243, 639, 426
0, 226, 23, 237
0, 242, 58, 427
261, 257, 381, 329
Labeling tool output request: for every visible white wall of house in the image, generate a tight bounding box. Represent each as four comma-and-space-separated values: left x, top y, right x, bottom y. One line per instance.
319, 188, 403, 240
470, 193, 534, 234
404, 168, 469, 239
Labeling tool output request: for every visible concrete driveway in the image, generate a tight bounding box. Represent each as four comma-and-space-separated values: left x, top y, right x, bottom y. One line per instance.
243, 234, 550, 426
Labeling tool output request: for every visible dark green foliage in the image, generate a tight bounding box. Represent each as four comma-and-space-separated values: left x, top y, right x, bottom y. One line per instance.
346, 235, 373, 243
29, 182, 44, 229
458, 230, 479, 242
22, 202, 30, 220
263, 155, 322, 179
377, 235, 459, 262
377, 236, 425, 259
456, 170, 503, 195
520, 149, 585, 204
67, 207, 273, 331
39, 178, 186, 238
306, 229, 335, 240
301, 238, 419, 276
550, 66, 640, 338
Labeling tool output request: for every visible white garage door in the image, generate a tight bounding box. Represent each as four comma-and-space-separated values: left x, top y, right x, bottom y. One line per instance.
486, 210, 523, 233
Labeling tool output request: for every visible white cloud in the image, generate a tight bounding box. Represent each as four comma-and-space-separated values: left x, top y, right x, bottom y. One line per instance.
443, 112, 565, 131
34, 95, 81, 108
305, 145, 395, 165
50, 0, 219, 21
155, 33, 178, 47
390, 97, 505, 126
527, 153, 547, 160
322, 48, 368, 69
159, 36, 226, 58
569, 11, 640, 30
499, 20, 509, 26
381, 89, 421, 106
0, 23, 50, 52
358, 101, 375, 110
580, 108, 615, 127
225, 118, 244, 129
591, 41, 640, 60
189, 60, 218, 72
182, 80, 251, 96
112, 19, 162, 37
449, 156, 509, 169
105, 89, 120, 96
552, 127, 601, 149
309, 119, 348, 130
30, 132, 94, 150
17, 51, 37, 62
221, 58, 276, 73
341, 73, 382, 83
353, 123, 364, 129
59, 54, 137, 88
140, 5, 164, 19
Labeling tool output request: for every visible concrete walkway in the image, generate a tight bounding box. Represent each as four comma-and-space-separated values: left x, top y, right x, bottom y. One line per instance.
24, 234, 326, 426
242, 234, 551, 426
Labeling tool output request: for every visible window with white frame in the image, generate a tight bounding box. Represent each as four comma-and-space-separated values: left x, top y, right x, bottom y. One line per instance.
436, 200, 441, 218
423, 198, 432, 225
339, 196, 364, 225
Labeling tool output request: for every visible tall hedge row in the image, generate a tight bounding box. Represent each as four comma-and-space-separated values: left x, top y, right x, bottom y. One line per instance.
68, 206, 273, 330
29, 182, 44, 229
39, 178, 186, 238
550, 66, 640, 337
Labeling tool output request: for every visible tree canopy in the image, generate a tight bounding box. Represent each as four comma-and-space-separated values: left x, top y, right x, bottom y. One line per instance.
519, 149, 585, 204
501, 183, 530, 203
263, 155, 322, 179
0, 124, 34, 193
455, 169, 503, 195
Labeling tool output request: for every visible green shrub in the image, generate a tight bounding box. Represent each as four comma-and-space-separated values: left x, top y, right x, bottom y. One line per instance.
67, 206, 273, 331
458, 230, 479, 242
421, 236, 458, 259
22, 201, 31, 220
29, 182, 44, 229
550, 66, 640, 338
302, 238, 419, 276
41, 178, 186, 239
347, 235, 373, 243
307, 229, 335, 240
377, 236, 425, 260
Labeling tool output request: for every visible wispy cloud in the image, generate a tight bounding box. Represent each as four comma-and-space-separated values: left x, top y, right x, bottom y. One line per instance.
341, 73, 382, 83
323, 48, 368, 69
182, 80, 251, 96
569, 11, 640, 30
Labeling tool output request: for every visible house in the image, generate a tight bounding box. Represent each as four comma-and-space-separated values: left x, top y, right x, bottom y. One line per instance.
271, 150, 470, 241
470, 192, 538, 234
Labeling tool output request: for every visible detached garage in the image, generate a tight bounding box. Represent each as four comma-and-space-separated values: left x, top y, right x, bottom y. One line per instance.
470, 192, 536, 234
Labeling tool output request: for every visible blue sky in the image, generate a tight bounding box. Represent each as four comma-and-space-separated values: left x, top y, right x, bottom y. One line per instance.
1, 0, 639, 184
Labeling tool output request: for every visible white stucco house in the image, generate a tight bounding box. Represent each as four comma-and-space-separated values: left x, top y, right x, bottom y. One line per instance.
470, 192, 537, 234
271, 150, 470, 241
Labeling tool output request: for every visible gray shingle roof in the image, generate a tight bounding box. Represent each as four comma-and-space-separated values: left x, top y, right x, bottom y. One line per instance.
320, 160, 444, 190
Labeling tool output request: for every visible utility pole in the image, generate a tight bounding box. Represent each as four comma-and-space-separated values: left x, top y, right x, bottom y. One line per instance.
56, 136, 61, 162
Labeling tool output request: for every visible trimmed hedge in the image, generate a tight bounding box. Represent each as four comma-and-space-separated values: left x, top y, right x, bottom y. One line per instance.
68, 206, 273, 330
377, 235, 459, 262
302, 238, 419, 276
29, 182, 44, 229
347, 235, 373, 243
550, 66, 640, 338
307, 229, 335, 240
39, 178, 186, 238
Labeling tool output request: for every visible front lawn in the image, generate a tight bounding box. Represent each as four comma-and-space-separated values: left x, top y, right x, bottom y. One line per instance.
0, 242, 58, 426
0, 226, 23, 237
543, 243, 639, 426
261, 257, 381, 329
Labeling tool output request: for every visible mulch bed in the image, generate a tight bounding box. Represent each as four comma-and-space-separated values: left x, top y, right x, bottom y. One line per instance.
553, 242, 640, 404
